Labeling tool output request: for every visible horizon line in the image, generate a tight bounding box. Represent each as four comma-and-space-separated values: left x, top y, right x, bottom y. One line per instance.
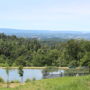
0, 27, 89, 32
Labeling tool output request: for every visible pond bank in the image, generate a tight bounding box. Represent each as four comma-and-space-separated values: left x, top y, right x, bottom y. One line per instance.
0, 67, 69, 70
0, 75, 90, 90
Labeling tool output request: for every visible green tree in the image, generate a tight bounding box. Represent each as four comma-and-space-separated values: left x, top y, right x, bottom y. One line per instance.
80, 52, 90, 72
5, 64, 10, 88
18, 65, 24, 83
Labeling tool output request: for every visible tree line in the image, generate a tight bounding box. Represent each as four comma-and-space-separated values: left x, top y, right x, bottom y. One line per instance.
0, 33, 90, 68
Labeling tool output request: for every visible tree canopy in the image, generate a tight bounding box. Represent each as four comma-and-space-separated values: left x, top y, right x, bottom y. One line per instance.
0, 33, 90, 67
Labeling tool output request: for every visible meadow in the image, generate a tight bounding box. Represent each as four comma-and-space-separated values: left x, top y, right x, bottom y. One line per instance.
0, 75, 90, 90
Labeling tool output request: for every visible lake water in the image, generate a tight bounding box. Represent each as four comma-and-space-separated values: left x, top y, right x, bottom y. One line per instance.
0, 68, 64, 82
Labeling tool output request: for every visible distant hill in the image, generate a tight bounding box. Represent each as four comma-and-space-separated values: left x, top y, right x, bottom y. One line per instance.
0, 28, 90, 40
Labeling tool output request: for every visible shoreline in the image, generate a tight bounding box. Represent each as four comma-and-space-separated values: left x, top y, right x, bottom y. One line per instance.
0, 67, 69, 70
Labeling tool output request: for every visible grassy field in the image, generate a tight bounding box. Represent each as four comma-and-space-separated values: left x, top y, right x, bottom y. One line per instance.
0, 75, 90, 90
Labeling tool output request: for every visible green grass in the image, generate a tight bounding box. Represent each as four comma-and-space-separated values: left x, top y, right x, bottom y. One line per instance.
0, 75, 90, 90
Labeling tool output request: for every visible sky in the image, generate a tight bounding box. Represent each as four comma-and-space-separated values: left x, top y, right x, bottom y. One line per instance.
0, 0, 90, 31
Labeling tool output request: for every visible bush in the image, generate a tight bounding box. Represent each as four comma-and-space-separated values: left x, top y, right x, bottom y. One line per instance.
25, 78, 31, 83
10, 80, 20, 83
32, 77, 36, 81
0, 77, 4, 83
42, 66, 58, 76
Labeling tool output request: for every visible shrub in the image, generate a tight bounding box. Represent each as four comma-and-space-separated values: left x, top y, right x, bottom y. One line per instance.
10, 80, 20, 83
32, 77, 36, 81
25, 78, 31, 83
0, 77, 4, 83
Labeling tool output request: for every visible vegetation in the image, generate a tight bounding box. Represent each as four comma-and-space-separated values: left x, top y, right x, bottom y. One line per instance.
5, 64, 10, 88
18, 65, 24, 83
0, 33, 90, 68
25, 79, 31, 83
0, 33, 90, 89
10, 80, 20, 83
42, 66, 58, 77
65, 68, 90, 76
0, 77, 4, 83
0, 75, 90, 90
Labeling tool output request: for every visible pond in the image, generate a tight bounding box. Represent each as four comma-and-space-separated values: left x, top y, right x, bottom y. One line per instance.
0, 68, 64, 82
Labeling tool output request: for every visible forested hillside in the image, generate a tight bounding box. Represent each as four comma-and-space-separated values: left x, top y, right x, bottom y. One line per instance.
0, 33, 90, 67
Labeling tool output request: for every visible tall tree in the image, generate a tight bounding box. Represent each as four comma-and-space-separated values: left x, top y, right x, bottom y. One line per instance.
5, 63, 10, 88
18, 65, 24, 83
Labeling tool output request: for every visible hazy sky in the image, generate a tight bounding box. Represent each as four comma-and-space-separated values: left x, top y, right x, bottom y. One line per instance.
0, 0, 90, 31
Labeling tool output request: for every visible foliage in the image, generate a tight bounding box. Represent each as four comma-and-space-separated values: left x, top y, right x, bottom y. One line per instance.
25, 78, 31, 83
65, 68, 89, 75
0, 33, 90, 68
18, 65, 23, 77
0, 77, 4, 83
18, 65, 24, 83
5, 64, 10, 88
10, 80, 20, 83
32, 77, 36, 81
42, 66, 58, 76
